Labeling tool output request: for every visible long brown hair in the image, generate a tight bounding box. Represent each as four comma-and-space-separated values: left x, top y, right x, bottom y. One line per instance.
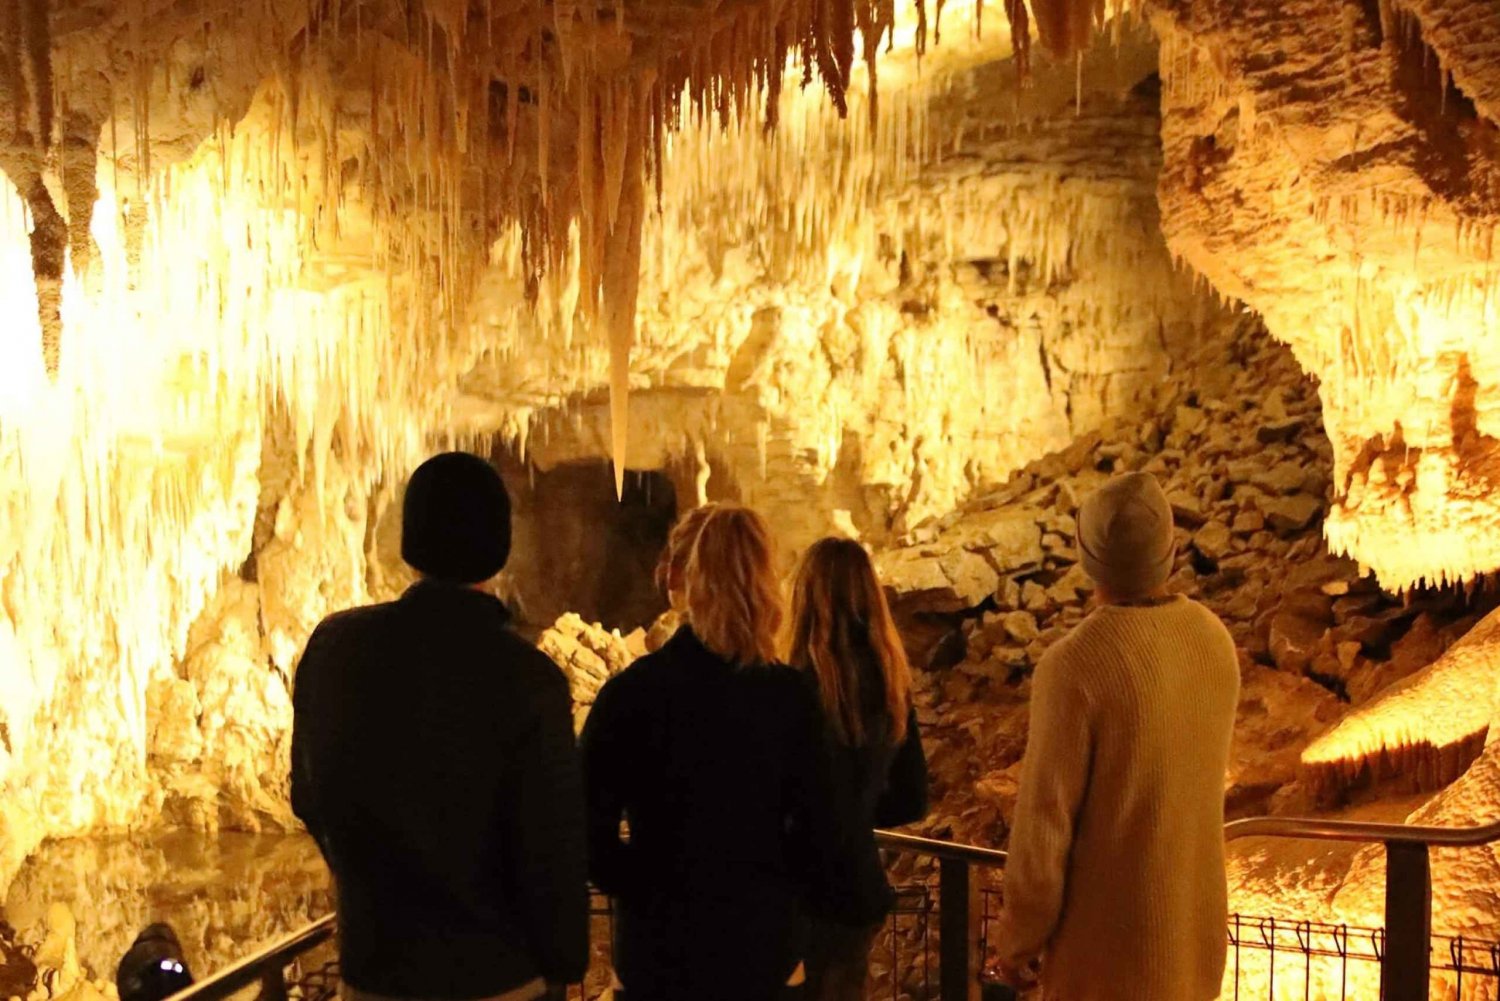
685, 506, 783, 665
789, 537, 911, 746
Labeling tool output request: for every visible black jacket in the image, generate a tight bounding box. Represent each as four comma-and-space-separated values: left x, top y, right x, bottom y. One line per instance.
290, 580, 588, 998
811, 666, 928, 926
581, 627, 844, 1001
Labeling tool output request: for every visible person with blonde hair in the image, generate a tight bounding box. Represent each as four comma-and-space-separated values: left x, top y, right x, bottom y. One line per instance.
654, 502, 722, 605
643, 503, 722, 648
789, 537, 928, 1001
582, 505, 842, 1001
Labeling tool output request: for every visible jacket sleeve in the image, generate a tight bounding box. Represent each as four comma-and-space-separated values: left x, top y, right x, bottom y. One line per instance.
997, 646, 1093, 970
506, 665, 590, 985
579, 674, 634, 898
289, 623, 327, 843
875, 706, 928, 828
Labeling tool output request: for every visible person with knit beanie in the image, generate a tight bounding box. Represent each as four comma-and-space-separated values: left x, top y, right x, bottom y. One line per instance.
996, 471, 1240, 1000
291, 452, 588, 1001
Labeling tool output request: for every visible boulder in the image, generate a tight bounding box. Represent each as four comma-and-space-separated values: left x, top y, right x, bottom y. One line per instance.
1167, 489, 1207, 526
1269, 608, 1328, 674
1256, 418, 1305, 444
877, 548, 999, 613
1001, 611, 1041, 645
1251, 461, 1310, 495
1021, 580, 1050, 612
1193, 520, 1234, 562
948, 508, 1046, 573
1231, 510, 1265, 535
1045, 564, 1093, 604
1262, 493, 1323, 533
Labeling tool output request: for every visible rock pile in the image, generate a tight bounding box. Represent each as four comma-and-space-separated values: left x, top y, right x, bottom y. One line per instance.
535, 614, 646, 730
877, 323, 1497, 849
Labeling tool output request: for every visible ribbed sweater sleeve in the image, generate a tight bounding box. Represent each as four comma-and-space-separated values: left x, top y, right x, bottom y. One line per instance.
998, 640, 1093, 968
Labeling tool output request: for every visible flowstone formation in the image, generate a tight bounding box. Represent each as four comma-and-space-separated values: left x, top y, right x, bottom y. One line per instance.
1148, 0, 1500, 593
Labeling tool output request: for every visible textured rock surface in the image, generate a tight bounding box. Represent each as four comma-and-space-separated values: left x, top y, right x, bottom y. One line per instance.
1151, 0, 1500, 591
455, 20, 1238, 553
1, 832, 330, 995
0, 8, 1252, 884
0, 1, 1498, 982
535, 614, 645, 730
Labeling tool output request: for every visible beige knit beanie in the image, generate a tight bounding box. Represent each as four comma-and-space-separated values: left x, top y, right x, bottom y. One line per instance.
1077, 471, 1175, 600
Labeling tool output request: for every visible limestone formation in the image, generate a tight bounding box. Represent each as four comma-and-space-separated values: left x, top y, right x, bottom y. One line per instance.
535, 613, 645, 730
1149, 0, 1500, 592
0, 0, 1498, 979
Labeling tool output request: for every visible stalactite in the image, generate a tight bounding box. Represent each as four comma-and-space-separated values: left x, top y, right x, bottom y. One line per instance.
602, 81, 648, 498
18, 0, 51, 147
1003, 0, 1029, 81
21, 171, 63, 376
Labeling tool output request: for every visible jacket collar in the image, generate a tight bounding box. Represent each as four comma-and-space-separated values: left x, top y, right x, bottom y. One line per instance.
400, 578, 513, 626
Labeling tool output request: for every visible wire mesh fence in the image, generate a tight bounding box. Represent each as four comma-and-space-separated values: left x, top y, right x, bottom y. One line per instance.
1221, 915, 1500, 1001
271, 884, 1500, 1001
558, 887, 935, 1000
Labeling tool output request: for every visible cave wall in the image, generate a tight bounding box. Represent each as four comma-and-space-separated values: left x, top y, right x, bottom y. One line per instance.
0, 5, 1254, 888
1151, 0, 1500, 591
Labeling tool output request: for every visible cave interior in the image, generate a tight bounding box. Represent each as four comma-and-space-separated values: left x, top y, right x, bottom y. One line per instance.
2, 0, 1500, 994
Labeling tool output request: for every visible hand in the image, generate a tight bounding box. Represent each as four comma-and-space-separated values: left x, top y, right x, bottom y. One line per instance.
993, 955, 1041, 990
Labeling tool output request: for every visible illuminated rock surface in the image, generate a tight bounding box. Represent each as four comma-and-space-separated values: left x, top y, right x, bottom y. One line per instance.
1151, 0, 1500, 592
2, 0, 1500, 986
1, 831, 330, 995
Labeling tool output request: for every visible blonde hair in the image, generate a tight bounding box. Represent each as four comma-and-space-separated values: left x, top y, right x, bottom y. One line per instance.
789, 537, 912, 746
684, 506, 783, 665
655, 503, 722, 598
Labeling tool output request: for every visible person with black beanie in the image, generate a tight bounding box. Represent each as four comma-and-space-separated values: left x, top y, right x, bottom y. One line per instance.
291, 451, 588, 1001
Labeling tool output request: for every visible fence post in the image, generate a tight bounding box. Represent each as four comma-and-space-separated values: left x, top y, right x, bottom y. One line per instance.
1382, 841, 1431, 1001
257, 964, 288, 1001
939, 857, 982, 1001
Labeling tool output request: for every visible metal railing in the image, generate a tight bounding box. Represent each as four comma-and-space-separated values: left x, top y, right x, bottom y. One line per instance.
151, 815, 1500, 1001
161, 915, 335, 1001
1223, 816, 1500, 1001
874, 829, 1008, 1001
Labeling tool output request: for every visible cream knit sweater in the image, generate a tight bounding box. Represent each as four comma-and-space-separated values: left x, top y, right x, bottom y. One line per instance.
998, 595, 1240, 1001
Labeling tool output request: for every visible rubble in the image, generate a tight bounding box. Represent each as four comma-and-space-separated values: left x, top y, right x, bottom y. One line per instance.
536, 614, 647, 730
883, 323, 1497, 855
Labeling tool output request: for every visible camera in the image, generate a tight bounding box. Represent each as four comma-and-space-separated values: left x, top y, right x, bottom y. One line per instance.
116, 924, 194, 1001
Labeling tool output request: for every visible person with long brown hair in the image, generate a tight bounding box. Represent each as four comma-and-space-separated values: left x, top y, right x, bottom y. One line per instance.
582, 506, 843, 1001
788, 537, 928, 1001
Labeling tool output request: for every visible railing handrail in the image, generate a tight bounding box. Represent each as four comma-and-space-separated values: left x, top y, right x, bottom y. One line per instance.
875, 829, 1009, 867
154, 816, 1500, 1001
160, 914, 335, 1001
1224, 815, 1500, 847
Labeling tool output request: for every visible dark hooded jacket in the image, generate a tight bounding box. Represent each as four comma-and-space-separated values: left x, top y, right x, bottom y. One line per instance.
291, 580, 588, 999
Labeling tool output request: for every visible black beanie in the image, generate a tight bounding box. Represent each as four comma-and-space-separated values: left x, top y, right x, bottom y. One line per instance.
401, 452, 512, 583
